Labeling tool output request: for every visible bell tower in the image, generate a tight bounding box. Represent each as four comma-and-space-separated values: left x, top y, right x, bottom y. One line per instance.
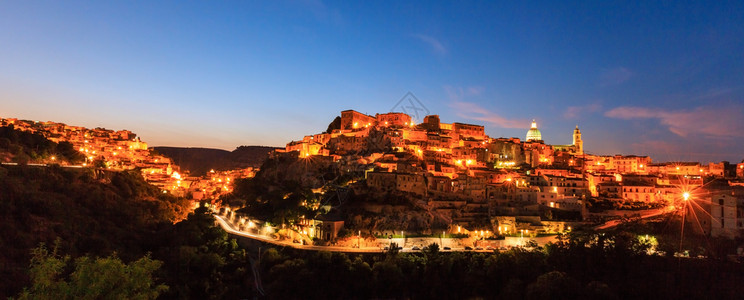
573, 125, 583, 154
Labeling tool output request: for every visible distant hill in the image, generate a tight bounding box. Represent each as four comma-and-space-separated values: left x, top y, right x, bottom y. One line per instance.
152, 145, 280, 176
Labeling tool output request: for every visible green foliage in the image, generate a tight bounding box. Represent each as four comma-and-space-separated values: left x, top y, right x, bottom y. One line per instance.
588, 197, 666, 211
16, 243, 167, 300
525, 271, 581, 300
92, 156, 107, 169
336, 227, 352, 238
225, 175, 317, 225
252, 230, 744, 299
151, 207, 254, 299
386, 242, 400, 256
0, 125, 84, 164
0, 166, 190, 297
421, 242, 440, 258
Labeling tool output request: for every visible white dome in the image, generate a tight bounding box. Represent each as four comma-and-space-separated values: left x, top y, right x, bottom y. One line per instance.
526, 120, 542, 141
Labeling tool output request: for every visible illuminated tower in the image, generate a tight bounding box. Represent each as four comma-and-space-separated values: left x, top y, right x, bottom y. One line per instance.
573, 125, 583, 154
526, 119, 542, 141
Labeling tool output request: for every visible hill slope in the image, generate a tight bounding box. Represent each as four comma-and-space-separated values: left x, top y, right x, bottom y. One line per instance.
0, 165, 192, 297
153, 145, 280, 175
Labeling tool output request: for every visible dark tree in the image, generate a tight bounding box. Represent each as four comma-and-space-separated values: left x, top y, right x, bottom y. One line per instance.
325, 116, 341, 133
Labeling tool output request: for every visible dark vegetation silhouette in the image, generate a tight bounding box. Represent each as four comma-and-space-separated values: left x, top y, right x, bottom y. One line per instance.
152, 145, 279, 176
0, 125, 84, 164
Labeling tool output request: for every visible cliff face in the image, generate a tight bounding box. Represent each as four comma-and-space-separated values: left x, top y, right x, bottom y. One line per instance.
153, 145, 280, 176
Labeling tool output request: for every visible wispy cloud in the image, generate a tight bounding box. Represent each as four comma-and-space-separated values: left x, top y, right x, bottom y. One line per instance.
564, 103, 602, 119
693, 86, 735, 100
445, 88, 526, 130
605, 105, 744, 138
414, 34, 447, 55
627, 139, 743, 162
444, 85, 484, 101
600, 67, 632, 86
450, 101, 527, 128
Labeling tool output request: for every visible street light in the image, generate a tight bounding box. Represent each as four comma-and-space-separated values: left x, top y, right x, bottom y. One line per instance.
680, 192, 692, 257
520, 229, 524, 245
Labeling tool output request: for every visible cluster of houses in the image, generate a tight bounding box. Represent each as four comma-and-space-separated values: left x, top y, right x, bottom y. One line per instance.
0, 117, 253, 202
280, 110, 744, 238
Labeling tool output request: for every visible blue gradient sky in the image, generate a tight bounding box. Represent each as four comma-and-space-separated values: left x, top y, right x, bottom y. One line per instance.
1, 1, 743, 163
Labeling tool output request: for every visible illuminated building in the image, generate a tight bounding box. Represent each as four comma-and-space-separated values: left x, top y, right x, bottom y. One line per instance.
340, 109, 376, 131
554, 125, 584, 155
453, 122, 485, 139
525, 119, 542, 141
690, 185, 744, 238
376, 112, 412, 127
614, 155, 652, 174
572, 125, 583, 154
621, 181, 657, 202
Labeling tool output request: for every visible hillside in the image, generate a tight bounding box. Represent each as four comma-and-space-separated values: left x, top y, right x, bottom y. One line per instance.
153, 145, 279, 176
0, 165, 192, 297
0, 125, 84, 164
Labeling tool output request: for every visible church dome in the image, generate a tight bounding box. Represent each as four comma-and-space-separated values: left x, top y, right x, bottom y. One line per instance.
526, 119, 542, 141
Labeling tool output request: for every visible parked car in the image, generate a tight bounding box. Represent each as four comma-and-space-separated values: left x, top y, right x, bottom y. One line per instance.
464, 246, 473, 251
412, 246, 421, 251
443, 246, 451, 250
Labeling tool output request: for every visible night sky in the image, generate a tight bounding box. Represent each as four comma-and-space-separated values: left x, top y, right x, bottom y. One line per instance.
1, 1, 742, 163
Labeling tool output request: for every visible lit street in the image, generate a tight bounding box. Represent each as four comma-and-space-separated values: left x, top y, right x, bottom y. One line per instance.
214, 214, 557, 253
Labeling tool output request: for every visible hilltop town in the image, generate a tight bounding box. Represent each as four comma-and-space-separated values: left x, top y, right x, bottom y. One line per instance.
272, 109, 744, 240
4, 111, 744, 242
0, 117, 254, 203
3, 110, 744, 299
